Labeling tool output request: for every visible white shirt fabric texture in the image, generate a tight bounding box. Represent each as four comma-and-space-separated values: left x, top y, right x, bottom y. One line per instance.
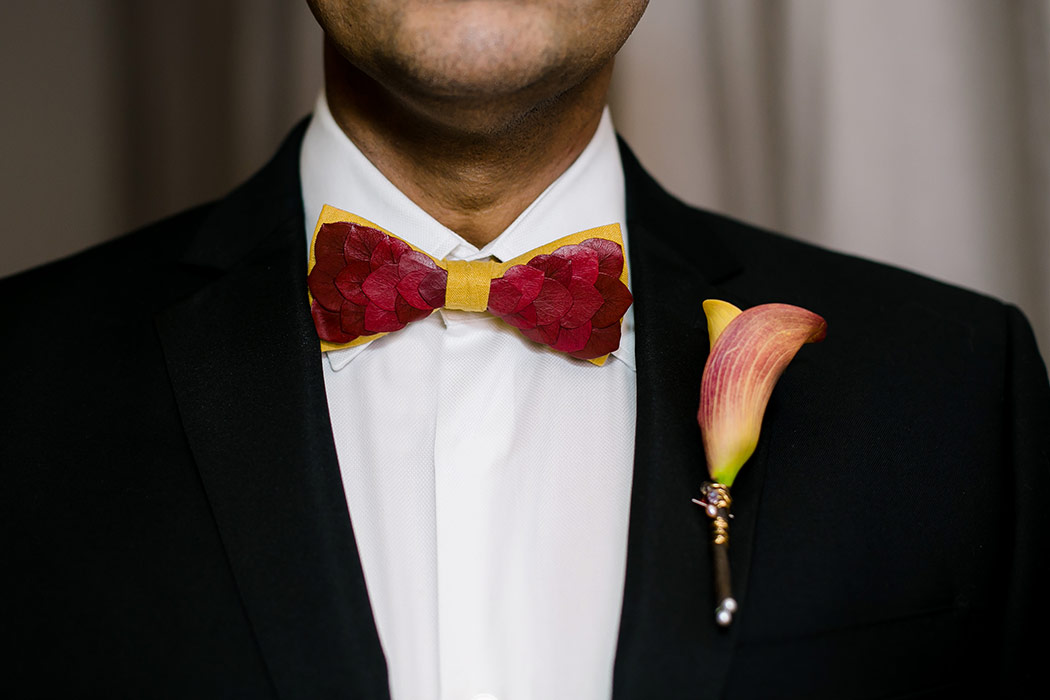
300, 93, 637, 700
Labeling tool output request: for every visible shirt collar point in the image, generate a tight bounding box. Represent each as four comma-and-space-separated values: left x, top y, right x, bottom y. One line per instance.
609, 347, 637, 373
326, 343, 371, 371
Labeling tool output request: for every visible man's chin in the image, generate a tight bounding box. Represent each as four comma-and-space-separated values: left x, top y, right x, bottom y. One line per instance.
316, 0, 643, 131
387, 3, 569, 100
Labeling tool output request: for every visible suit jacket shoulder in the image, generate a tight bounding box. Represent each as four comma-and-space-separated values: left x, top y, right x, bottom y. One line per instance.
1, 202, 211, 335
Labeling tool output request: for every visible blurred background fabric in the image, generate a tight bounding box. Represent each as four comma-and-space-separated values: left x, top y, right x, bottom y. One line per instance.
1, 0, 1047, 355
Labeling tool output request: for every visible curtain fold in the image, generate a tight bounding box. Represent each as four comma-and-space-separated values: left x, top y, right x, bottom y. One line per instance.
610, 0, 1050, 355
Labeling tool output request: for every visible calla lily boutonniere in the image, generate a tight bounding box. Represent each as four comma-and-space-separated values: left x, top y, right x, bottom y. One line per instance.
694, 300, 827, 627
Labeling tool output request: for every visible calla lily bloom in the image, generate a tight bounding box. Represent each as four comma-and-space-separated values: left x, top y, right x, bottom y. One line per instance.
698, 300, 827, 486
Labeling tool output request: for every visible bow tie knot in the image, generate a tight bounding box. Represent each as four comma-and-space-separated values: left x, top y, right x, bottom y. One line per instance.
444, 259, 501, 312
307, 206, 633, 364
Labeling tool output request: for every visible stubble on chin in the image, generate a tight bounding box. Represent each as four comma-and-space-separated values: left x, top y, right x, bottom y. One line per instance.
379, 3, 572, 101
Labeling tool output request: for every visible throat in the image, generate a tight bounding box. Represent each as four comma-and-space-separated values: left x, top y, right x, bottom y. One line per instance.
323, 43, 612, 249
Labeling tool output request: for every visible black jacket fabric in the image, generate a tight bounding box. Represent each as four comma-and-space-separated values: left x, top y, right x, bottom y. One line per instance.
4, 121, 1048, 699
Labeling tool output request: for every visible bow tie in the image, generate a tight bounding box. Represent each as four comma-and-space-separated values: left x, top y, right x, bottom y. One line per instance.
307, 205, 633, 364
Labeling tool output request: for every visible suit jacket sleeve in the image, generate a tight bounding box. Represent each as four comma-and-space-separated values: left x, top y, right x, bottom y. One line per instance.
1002, 305, 1050, 692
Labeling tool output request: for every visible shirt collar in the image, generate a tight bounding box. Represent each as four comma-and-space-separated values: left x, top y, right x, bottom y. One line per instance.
300, 92, 635, 371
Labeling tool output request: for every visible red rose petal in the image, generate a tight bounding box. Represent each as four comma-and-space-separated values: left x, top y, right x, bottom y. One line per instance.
527, 254, 573, 287
532, 278, 573, 326
340, 302, 369, 337
581, 238, 625, 278
501, 265, 545, 311
340, 259, 373, 281
399, 249, 437, 276
521, 321, 561, 347
501, 303, 538, 330
315, 222, 350, 264
526, 254, 551, 272
397, 269, 432, 310
361, 263, 401, 311
313, 253, 346, 280
344, 224, 387, 263
487, 278, 522, 316
418, 268, 448, 307
343, 258, 372, 282
552, 320, 592, 353
570, 322, 622, 360
334, 259, 372, 305
369, 237, 397, 270
389, 236, 410, 257
308, 266, 345, 312
518, 327, 540, 344
561, 279, 605, 328
553, 244, 600, 285
364, 303, 404, 333
312, 302, 355, 342
395, 294, 432, 324
591, 273, 634, 328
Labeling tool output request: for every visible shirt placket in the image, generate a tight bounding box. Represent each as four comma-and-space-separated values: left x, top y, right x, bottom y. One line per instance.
434, 244, 510, 700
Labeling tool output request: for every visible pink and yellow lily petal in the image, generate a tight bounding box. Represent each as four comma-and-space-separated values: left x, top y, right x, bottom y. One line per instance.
698, 300, 827, 486
694, 299, 826, 627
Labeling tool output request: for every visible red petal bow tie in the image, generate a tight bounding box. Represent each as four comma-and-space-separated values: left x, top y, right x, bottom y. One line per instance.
307, 206, 633, 364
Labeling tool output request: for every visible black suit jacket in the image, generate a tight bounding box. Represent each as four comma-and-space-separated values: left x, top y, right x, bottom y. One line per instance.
4, 121, 1048, 699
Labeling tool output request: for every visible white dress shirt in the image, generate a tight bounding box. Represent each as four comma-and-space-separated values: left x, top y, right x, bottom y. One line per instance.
300, 93, 636, 700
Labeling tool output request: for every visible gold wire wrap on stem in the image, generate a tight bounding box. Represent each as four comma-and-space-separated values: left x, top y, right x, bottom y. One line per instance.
694, 481, 737, 627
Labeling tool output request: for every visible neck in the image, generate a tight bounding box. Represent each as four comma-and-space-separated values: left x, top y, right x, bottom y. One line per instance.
323, 40, 613, 249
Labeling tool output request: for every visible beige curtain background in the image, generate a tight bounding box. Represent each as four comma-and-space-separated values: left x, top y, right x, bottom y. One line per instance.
610, 0, 1050, 356
2, 0, 1047, 355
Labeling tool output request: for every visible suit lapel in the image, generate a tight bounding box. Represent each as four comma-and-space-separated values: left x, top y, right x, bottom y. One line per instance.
154, 124, 389, 699
613, 141, 766, 699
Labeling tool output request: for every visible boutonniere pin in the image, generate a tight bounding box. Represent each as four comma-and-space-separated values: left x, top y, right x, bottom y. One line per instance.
694, 300, 827, 627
